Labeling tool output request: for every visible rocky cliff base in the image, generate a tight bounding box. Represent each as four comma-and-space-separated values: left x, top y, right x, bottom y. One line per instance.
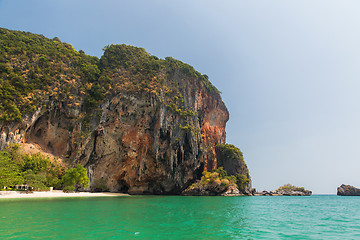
337, 184, 360, 196
182, 184, 242, 196
182, 167, 253, 196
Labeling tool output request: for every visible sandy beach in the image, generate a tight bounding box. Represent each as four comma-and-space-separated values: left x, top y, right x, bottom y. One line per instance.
0, 190, 129, 199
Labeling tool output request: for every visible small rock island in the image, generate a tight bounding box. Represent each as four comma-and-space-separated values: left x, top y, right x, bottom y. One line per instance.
254, 184, 312, 196
337, 184, 360, 196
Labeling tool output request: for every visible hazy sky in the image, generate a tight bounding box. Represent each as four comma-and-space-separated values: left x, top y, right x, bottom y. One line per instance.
1, 0, 359, 194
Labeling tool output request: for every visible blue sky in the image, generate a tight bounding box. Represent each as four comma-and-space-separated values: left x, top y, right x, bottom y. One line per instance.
1, 0, 360, 194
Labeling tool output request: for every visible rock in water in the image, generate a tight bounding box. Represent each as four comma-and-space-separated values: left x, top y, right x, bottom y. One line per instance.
276, 189, 312, 196
337, 184, 360, 196
254, 184, 312, 196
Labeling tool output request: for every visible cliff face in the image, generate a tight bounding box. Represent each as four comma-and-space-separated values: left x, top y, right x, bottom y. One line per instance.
16, 75, 228, 194
0, 28, 238, 194
76, 74, 228, 194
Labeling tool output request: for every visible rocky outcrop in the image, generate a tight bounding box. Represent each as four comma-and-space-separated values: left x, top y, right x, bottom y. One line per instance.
337, 184, 360, 196
182, 182, 243, 196
277, 189, 311, 196
181, 167, 253, 196
182, 183, 229, 196
254, 190, 312, 196
253, 190, 272, 196
215, 144, 252, 193
254, 184, 312, 196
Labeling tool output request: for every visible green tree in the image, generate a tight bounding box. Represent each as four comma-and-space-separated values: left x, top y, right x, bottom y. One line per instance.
22, 169, 47, 190
215, 167, 228, 178
0, 151, 23, 189
62, 164, 89, 191
21, 153, 52, 173
235, 174, 250, 191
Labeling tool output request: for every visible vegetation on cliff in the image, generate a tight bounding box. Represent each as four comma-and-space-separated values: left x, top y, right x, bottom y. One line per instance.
0, 28, 220, 136
0, 27, 219, 122
99, 44, 219, 96
0, 27, 100, 122
215, 144, 250, 189
98, 44, 219, 135
184, 167, 250, 195
184, 167, 236, 195
189, 168, 235, 188
215, 144, 250, 178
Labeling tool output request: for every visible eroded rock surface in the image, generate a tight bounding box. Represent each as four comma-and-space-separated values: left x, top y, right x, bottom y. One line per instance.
0, 75, 228, 194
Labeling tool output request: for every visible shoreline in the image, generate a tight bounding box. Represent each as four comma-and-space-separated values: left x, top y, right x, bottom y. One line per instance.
0, 190, 129, 199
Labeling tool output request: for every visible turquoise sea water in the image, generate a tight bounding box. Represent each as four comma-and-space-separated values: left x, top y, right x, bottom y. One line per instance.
0, 195, 359, 239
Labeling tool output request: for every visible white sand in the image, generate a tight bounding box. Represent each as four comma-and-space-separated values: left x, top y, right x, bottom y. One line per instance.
0, 190, 129, 199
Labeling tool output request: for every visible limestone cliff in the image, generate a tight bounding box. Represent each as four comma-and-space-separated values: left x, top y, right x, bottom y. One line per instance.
0, 28, 250, 194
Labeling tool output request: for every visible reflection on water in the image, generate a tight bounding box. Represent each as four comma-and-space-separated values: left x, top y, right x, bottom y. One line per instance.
0, 195, 359, 239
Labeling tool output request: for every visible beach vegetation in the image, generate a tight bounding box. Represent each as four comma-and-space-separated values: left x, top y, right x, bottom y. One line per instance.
0, 146, 65, 190
61, 164, 89, 191
0, 151, 23, 189
0, 145, 89, 191
63, 185, 75, 192
22, 169, 47, 190
0, 27, 103, 126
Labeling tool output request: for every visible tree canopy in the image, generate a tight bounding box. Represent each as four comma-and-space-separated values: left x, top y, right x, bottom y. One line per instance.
62, 164, 89, 190
0, 151, 23, 189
